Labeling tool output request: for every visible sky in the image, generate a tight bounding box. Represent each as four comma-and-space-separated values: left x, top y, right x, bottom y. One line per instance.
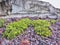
41, 0, 60, 8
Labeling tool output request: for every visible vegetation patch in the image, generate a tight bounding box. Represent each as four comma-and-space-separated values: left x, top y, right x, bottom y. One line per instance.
3, 18, 52, 40
0, 19, 4, 28
32, 19, 51, 37
3, 18, 31, 40
49, 20, 56, 24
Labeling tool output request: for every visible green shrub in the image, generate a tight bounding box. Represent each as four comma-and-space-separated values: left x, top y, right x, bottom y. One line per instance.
32, 19, 51, 37
50, 20, 56, 24
34, 26, 51, 37
20, 18, 32, 25
3, 18, 52, 40
3, 18, 31, 40
32, 20, 50, 27
0, 19, 4, 27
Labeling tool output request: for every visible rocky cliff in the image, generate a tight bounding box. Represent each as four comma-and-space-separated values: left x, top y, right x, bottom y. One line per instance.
11, 0, 60, 19
0, 0, 60, 19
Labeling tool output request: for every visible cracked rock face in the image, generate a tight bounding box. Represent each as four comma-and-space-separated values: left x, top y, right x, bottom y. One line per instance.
0, 0, 60, 19
24, 0, 59, 18
11, 0, 60, 19
0, 0, 12, 15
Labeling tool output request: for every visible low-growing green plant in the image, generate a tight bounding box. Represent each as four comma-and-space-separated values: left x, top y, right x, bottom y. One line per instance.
32, 19, 51, 37
0, 19, 4, 27
50, 20, 56, 24
3, 18, 31, 40
34, 26, 51, 37
3, 18, 52, 40
20, 18, 32, 25
32, 20, 50, 27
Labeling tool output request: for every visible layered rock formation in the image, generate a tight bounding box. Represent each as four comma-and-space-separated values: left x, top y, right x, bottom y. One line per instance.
0, 0, 12, 15
0, 0, 60, 19
11, 0, 60, 19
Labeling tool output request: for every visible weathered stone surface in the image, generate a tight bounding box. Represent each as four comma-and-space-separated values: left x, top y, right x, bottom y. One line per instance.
0, 0, 60, 19
11, 0, 60, 18
0, 0, 12, 15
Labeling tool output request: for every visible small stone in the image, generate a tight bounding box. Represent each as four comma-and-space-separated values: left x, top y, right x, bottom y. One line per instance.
36, 40, 39, 44
20, 39, 30, 45
0, 29, 3, 34
57, 33, 60, 38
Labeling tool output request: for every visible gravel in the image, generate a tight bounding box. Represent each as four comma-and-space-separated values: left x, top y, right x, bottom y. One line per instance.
0, 18, 60, 45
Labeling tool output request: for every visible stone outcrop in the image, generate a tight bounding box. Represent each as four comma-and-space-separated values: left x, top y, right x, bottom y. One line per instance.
11, 0, 60, 19
0, 0, 60, 19
0, 0, 12, 15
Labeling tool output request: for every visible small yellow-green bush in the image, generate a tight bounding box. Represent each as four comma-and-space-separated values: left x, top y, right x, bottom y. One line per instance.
3, 18, 52, 40
50, 20, 56, 24
3, 18, 31, 40
0, 19, 4, 27
32, 20, 50, 27
32, 19, 51, 37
